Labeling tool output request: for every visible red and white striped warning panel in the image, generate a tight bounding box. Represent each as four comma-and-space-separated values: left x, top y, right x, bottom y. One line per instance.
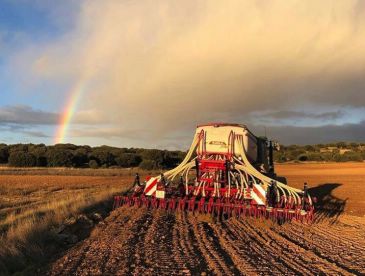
251, 184, 266, 205
144, 177, 158, 196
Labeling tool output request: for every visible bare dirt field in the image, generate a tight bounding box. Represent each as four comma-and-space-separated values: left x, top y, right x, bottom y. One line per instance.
276, 162, 365, 217
0, 163, 364, 275
46, 163, 365, 275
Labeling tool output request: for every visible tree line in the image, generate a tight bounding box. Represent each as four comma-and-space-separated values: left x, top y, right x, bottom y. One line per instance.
274, 142, 365, 163
0, 141, 364, 169
0, 143, 186, 170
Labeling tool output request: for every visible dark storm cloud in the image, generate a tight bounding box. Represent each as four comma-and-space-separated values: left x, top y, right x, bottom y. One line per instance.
71, 127, 146, 140
0, 105, 58, 125
0, 105, 103, 127
255, 110, 344, 120
0, 125, 49, 139
253, 121, 365, 145
21, 130, 50, 138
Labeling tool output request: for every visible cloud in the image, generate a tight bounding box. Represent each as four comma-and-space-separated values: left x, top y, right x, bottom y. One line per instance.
70, 127, 145, 140
0, 105, 58, 125
0, 124, 49, 141
248, 109, 348, 127
253, 120, 365, 145
20, 130, 49, 138
9, 0, 365, 146
255, 110, 344, 120
0, 105, 106, 126
66, 120, 365, 148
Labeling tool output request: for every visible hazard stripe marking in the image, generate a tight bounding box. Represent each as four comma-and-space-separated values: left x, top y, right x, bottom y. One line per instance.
145, 184, 157, 196
253, 184, 266, 202
251, 192, 265, 205
144, 177, 158, 195
252, 184, 266, 205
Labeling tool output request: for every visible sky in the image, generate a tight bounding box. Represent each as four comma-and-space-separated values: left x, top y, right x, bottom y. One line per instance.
0, 0, 365, 149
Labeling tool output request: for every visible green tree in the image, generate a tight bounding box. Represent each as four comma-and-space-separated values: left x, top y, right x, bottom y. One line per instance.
46, 149, 73, 167
89, 159, 99, 169
336, 142, 346, 148
139, 159, 156, 170
287, 149, 306, 161
297, 154, 308, 161
115, 153, 142, 167
273, 151, 287, 163
89, 148, 115, 167
8, 151, 37, 167
29, 145, 48, 166
304, 145, 315, 152
361, 151, 365, 160
306, 152, 323, 161
54, 143, 78, 150
8, 144, 28, 154
340, 152, 363, 162
0, 144, 9, 163
73, 148, 89, 167
140, 149, 164, 167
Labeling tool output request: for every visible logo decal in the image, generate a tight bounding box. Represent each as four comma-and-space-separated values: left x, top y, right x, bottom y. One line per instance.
209, 141, 227, 148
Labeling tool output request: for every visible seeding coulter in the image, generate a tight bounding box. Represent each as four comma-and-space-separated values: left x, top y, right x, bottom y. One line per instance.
114, 123, 314, 222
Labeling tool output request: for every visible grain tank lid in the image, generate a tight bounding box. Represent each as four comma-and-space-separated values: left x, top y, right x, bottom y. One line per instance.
196, 122, 248, 129
196, 122, 259, 140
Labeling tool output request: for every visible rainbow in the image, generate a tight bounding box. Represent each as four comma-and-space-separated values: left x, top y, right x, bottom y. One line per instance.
54, 80, 86, 144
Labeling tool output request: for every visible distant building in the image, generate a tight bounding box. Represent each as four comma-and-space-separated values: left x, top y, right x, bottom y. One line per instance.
320, 146, 353, 155
339, 149, 352, 155
320, 147, 338, 153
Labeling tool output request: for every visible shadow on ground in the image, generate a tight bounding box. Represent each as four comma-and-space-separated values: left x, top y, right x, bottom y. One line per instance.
309, 183, 347, 223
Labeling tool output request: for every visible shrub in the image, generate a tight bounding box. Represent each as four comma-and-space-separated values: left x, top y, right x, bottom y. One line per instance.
287, 149, 306, 160
339, 152, 363, 162
30, 146, 48, 166
89, 149, 115, 167
89, 160, 99, 169
139, 159, 156, 170
304, 145, 315, 152
273, 151, 287, 163
72, 148, 89, 167
0, 145, 9, 163
361, 151, 365, 160
306, 152, 323, 161
115, 153, 142, 168
297, 154, 308, 161
46, 150, 73, 167
140, 150, 164, 167
8, 151, 37, 167
8, 144, 28, 154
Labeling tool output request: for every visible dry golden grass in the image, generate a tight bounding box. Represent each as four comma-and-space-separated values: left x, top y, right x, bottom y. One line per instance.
0, 166, 155, 176
0, 174, 133, 275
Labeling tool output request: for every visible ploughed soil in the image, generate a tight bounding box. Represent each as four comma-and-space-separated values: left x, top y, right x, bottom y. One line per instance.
276, 162, 365, 217
48, 163, 365, 275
